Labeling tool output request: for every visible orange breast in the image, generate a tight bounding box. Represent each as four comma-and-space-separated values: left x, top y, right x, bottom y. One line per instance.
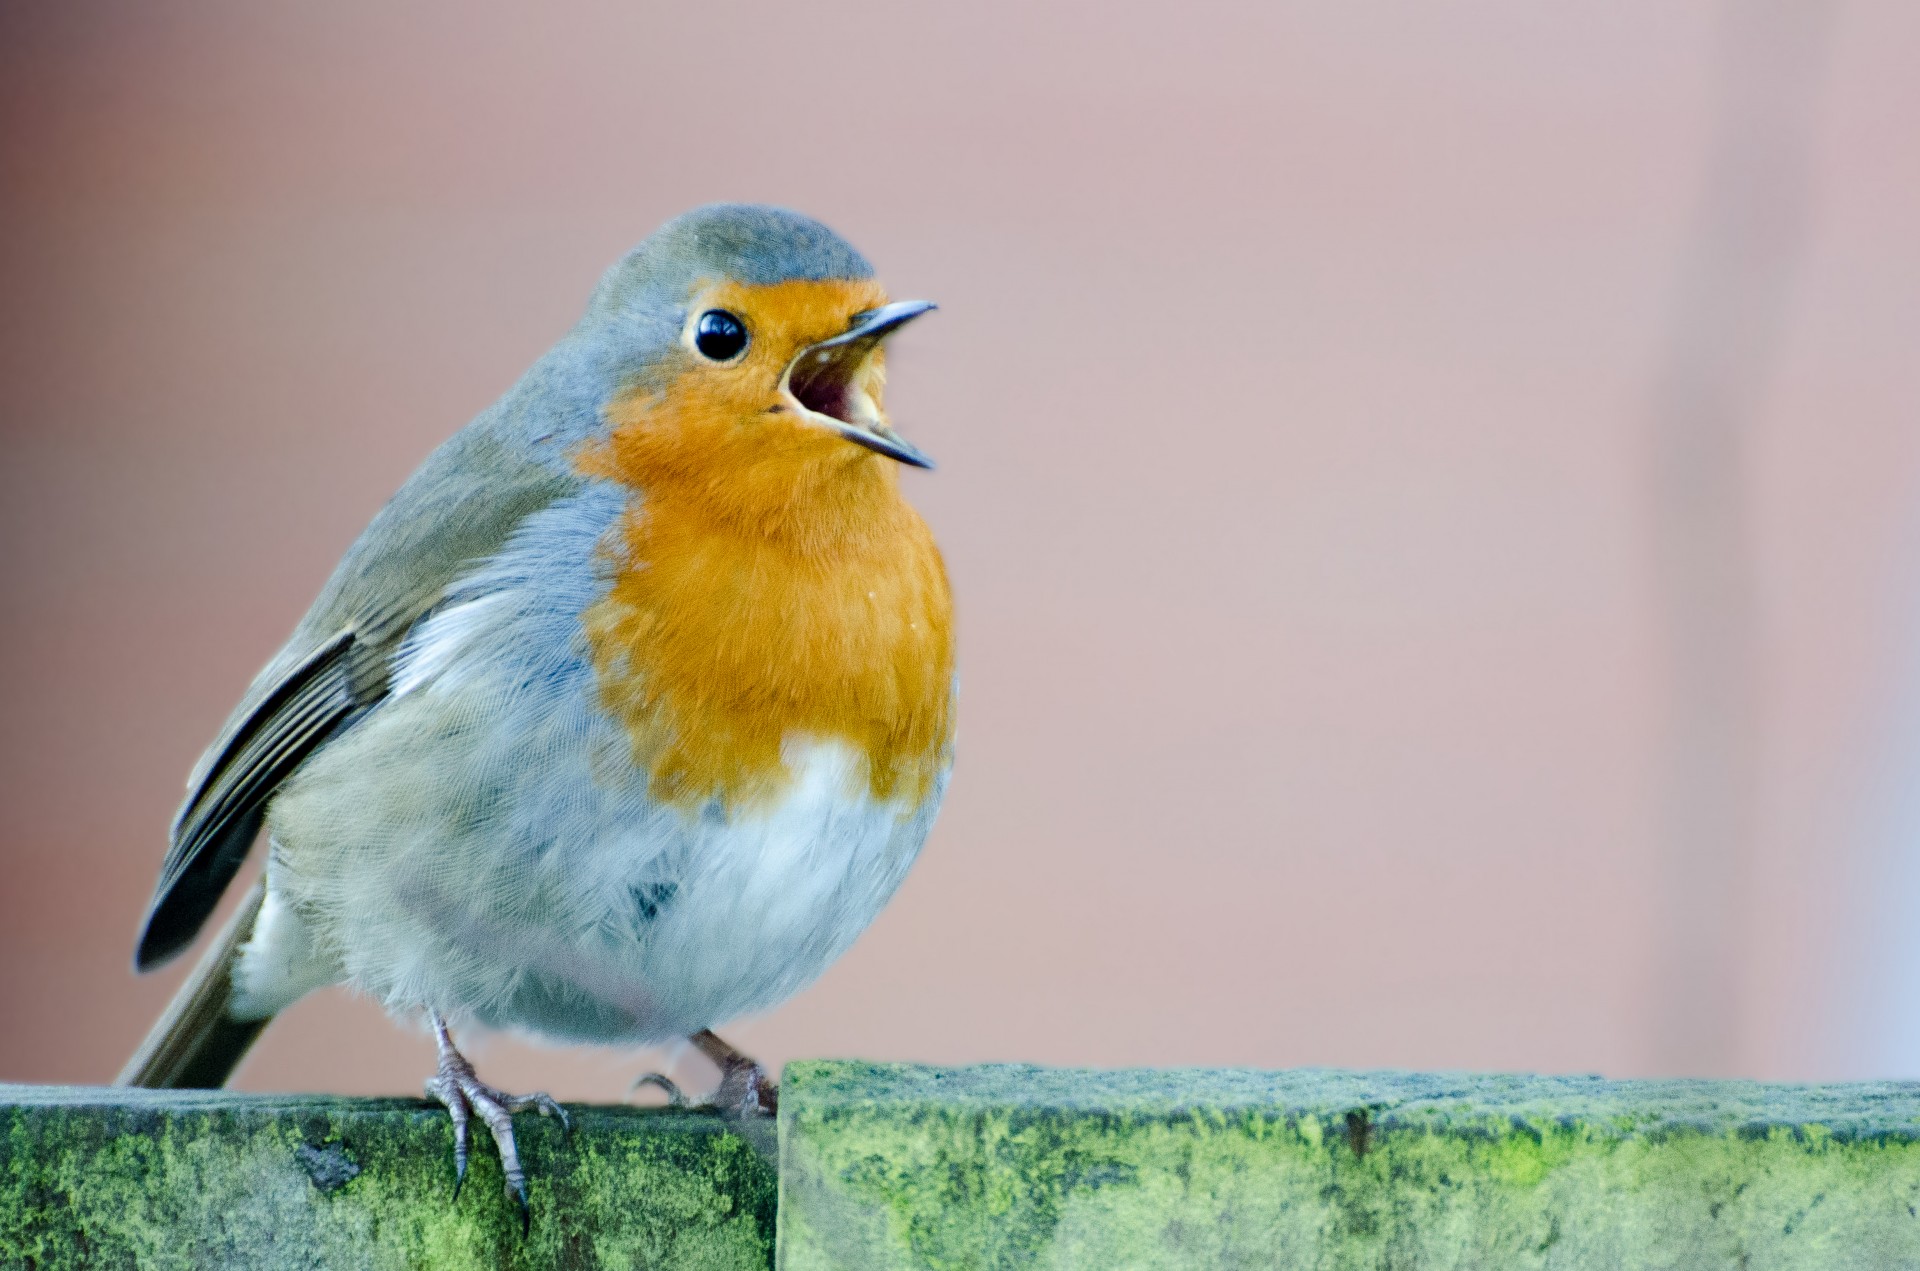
576, 340, 954, 813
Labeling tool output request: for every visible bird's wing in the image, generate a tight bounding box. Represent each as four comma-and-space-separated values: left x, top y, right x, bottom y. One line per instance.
135, 424, 581, 970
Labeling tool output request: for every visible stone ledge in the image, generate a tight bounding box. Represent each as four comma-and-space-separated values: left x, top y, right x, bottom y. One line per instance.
778, 1063, 1920, 1270
0, 1084, 776, 1270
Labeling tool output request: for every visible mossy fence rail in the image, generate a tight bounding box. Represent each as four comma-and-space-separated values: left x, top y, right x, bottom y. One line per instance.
5, 1062, 1920, 1268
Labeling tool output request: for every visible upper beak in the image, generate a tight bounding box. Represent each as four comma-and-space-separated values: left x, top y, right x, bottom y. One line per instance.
782, 300, 937, 469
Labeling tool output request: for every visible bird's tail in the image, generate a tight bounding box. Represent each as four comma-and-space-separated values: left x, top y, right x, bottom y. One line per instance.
116, 879, 271, 1088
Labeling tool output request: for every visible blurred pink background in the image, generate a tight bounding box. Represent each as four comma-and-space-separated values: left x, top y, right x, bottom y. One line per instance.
3, 2, 1918, 1101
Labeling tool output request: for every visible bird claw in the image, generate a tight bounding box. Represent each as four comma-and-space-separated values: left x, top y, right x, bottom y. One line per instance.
425, 1015, 565, 1230
627, 1071, 690, 1107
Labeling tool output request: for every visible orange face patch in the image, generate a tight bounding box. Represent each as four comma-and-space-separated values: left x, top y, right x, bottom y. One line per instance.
577, 278, 954, 813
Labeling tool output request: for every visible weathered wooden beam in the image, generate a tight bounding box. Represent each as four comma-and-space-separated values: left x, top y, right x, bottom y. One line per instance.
9, 1066, 1920, 1268
779, 1063, 1920, 1269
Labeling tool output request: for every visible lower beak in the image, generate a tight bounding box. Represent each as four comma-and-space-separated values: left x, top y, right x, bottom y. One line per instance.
783, 301, 937, 469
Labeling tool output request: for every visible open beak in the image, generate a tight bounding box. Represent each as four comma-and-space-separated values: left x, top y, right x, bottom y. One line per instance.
782, 300, 937, 469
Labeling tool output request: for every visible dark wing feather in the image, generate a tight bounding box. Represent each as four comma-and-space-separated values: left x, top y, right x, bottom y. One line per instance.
131, 421, 582, 972
135, 630, 360, 969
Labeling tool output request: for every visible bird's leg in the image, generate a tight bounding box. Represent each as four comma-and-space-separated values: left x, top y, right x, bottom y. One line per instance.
691, 1029, 778, 1117
423, 1013, 568, 1229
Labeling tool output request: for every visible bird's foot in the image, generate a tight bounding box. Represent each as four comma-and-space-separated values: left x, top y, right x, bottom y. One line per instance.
424, 1014, 568, 1231
713, 1059, 778, 1118
627, 1029, 777, 1117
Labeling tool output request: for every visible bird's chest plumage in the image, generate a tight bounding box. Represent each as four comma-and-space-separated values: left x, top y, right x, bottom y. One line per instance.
581, 473, 955, 817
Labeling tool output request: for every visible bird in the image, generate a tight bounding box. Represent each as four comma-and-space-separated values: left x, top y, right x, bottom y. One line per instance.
117, 204, 955, 1220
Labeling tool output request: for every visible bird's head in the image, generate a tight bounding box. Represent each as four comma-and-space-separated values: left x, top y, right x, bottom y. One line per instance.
563, 205, 935, 529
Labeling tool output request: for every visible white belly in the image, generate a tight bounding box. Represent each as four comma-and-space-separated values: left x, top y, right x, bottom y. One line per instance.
266, 711, 940, 1044
478, 736, 938, 1044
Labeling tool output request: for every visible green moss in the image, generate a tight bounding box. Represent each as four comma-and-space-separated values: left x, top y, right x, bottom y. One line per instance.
13, 1068, 1920, 1268
0, 1085, 775, 1270
777, 1063, 1920, 1270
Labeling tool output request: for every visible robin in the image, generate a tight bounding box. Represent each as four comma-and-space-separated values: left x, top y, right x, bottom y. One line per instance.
118, 204, 955, 1220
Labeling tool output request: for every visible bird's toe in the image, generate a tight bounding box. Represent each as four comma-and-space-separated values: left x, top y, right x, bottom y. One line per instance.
628, 1071, 690, 1108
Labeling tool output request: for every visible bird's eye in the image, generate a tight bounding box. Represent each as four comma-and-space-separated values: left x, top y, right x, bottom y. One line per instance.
694, 310, 748, 361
